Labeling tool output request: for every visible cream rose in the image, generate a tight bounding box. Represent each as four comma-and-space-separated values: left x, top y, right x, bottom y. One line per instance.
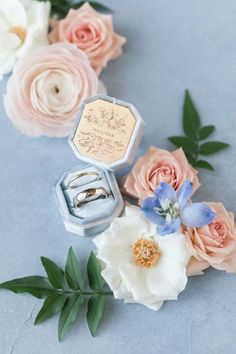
4, 43, 105, 137
49, 2, 126, 75
94, 206, 190, 311
185, 202, 236, 275
121, 147, 200, 204
0, 0, 50, 79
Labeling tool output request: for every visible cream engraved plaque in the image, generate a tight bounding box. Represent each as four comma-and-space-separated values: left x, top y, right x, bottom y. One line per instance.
73, 99, 136, 164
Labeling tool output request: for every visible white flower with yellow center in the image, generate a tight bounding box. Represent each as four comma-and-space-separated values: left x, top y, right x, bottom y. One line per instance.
94, 206, 191, 311
0, 0, 50, 79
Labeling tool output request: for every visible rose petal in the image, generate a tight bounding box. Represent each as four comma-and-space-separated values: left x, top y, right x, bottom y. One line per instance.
120, 147, 200, 204
48, 2, 126, 75
187, 256, 210, 276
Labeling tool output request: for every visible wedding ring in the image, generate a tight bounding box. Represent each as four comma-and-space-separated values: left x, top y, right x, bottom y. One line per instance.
73, 187, 110, 208
68, 171, 100, 189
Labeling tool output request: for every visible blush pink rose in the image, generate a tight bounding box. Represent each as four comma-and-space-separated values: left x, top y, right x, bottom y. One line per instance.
121, 147, 200, 203
185, 202, 236, 275
49, 3, 126, 75
4, 43, 104, 137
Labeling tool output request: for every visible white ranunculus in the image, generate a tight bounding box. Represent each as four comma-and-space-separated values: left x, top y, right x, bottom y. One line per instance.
4, 43, 103, 137
0, 0, 50, 79
94, 206, 191, 311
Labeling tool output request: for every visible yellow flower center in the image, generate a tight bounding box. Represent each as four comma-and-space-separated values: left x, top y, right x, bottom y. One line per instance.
9, 26, 26, 42
131, 239, 160, 268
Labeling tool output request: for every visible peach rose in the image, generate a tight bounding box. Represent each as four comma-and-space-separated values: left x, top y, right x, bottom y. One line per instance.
4, 43, 104, 137
121, 147, 200, 203
49, 3, 126, 75
185, 202, 236, 275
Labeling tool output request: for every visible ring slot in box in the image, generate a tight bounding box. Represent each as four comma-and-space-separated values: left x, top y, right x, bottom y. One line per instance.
55, 95, 144, 237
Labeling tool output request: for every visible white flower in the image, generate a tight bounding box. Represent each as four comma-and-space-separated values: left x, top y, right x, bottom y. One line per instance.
94, 206, 191, 311
0, 0, 50, 79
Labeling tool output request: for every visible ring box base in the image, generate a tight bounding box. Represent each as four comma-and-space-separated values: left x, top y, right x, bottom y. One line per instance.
55, 163, 124, 237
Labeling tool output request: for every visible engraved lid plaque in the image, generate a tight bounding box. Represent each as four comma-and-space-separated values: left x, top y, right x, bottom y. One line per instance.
69, 95, 144, 171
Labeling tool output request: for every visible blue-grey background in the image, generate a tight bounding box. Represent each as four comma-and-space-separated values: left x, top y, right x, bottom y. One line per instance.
0, 0, 236, 353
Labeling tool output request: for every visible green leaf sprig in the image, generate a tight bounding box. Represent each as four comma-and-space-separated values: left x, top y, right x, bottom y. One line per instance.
39, 0, 112, 18
168, 90, 230, 171
0, 248, 112, 341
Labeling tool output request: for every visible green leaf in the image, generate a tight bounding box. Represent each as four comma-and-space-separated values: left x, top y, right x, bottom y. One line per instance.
72, 1, 113, 13
39, 0, 113, 17
87, 252, 104, 291
58, 294, 84, 342
195, 160, 214, 171
65, 247, 84, 291
88, 2, 113, 13
0, 276, 54, 299
199, 141, 230, 155
52, 5, 68, 17
183, 90, 201, 139
41, 257, 65, 290
185, 153, 197, 166
39, 0, 113, 18
38, 0, 70, 17
199, 125, 215, 140
35, 294, 67, 325
87, 295, 105, 337
168, 136, 198, 153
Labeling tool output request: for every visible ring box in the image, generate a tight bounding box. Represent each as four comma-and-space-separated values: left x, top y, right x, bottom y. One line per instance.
55, 95, 144, 237
55, 164, 124, 237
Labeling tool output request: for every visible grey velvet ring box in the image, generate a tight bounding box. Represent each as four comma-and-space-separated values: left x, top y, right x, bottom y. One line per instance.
55, 94, 144, 237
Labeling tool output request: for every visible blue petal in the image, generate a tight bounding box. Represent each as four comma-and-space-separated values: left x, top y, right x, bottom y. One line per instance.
155, 182, 176, 203
142, 208, 165, 225
181, 203, 216, 228
141, 197, 156, 210
177, 180, 193, 209
157, 217, 181, 236
153, 197, 161, 208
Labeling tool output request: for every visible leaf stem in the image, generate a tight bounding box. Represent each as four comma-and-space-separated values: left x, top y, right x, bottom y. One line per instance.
193, 149, 199, 166
57, 289, 113, 296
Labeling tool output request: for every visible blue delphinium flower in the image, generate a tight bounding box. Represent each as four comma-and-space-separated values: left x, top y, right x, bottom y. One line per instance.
141, 180, 216, 236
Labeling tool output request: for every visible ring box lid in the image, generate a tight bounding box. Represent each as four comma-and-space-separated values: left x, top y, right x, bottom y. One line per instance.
69, 95, 144, 171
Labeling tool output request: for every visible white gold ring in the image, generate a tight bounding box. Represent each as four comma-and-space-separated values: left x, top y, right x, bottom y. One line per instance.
68, 171, 100, 189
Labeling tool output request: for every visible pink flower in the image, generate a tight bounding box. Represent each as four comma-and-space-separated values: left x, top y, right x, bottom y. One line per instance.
4, 43, 104, 138
185, 202, 236, 275
49, 3, 126, 75
121, 147, 200, 204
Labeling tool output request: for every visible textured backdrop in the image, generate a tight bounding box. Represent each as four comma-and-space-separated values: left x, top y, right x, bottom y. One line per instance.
0, 0, 236, 353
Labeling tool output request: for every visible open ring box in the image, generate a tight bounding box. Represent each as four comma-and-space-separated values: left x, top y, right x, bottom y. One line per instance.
55, 95, 144, 237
